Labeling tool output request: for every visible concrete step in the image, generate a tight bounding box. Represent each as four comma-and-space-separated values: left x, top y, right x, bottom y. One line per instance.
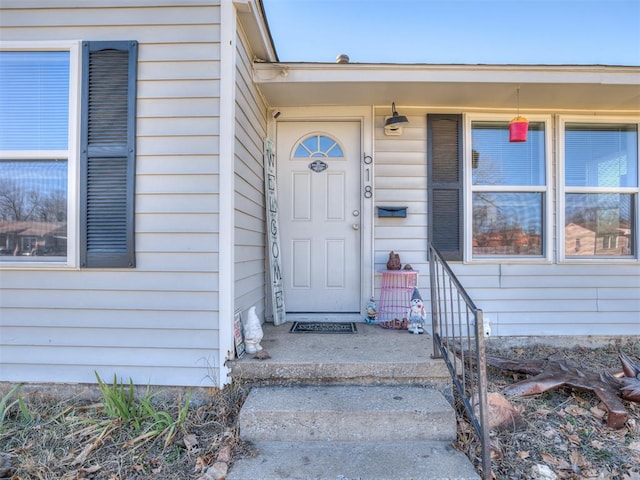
238, 385, 457, 443
228, 323, 451, 387
226, 440, 481, 480
230, 358, 450, 387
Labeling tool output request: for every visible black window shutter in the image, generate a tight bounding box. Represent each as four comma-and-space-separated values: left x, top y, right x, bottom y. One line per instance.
427, 114, 463, 261
80, 41, 137, 268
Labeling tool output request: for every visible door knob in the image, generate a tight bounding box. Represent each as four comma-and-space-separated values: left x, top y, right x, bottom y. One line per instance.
352, 224, 360, 230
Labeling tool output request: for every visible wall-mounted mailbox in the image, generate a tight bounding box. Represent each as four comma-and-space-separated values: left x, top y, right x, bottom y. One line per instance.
377, 206, 407, 218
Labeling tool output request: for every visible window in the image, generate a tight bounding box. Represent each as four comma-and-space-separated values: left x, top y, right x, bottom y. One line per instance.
294, 134, 344, 158
0, 47, 75, 262
468, 117, 549, 259
0, 41, 137, 268
561, 120, 637, 259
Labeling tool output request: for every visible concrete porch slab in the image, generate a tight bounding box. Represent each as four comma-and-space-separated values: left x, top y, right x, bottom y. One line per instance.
228, 322, 449, 386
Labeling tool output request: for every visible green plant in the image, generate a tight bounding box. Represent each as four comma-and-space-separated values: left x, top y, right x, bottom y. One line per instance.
95, 372, 142, 430
94, 372, 192, 449
16, 396, 32, 424
0, 384, 23, 429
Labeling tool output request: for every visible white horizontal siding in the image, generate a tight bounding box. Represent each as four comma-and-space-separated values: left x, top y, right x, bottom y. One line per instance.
1, 308, 217, 329
3, 364, 216, 388
3, 290, 217, 311
137, 155, 219, 175
374, 111, 430, 294
3, 327, 216, 349
3, 345, 218, 376
138, 98, 220, 117
0, 2, 224, 387
2, 6, 220, 26
493, 312, 639, 337
137, 194, 219, 213
233, 21, 268, 322
137, 232, 219, 252
1, 1, 219, 9
2, 271, 217, 291
1, 25, 221, 43
373, 107, 640, 337
139, 81, 221, 100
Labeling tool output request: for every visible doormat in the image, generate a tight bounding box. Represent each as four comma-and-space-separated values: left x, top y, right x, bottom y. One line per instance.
289, 322, 357, 334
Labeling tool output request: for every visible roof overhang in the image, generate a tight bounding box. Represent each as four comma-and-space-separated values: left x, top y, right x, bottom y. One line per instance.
254, 63, 640, 112
235, 0, 278, 63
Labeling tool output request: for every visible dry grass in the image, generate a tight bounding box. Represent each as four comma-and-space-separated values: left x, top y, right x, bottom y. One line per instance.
0, 382, 250, 479
456, 339, 640, 480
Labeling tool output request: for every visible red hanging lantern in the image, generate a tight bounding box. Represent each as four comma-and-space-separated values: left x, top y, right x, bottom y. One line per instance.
509, 87, 528, 142
509, 116, 529, 142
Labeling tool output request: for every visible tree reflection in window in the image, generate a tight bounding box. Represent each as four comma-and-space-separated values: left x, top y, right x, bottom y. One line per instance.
0, 161, 67, 257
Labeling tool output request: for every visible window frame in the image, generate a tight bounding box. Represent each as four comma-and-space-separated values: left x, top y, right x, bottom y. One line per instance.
463, 113, 553, 263
0, 41, 81, 268
558, 115, 640, 263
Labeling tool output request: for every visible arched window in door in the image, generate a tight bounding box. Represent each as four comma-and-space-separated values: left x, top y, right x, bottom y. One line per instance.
294, 134, 344, 158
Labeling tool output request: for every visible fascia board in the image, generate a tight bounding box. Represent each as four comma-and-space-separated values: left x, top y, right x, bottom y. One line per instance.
254, 63, 640, 86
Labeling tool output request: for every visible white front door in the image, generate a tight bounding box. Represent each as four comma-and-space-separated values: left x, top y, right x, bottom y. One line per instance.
277, 122, 361, 313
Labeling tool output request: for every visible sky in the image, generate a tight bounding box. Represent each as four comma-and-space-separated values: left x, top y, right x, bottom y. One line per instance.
262, 0, 640, 65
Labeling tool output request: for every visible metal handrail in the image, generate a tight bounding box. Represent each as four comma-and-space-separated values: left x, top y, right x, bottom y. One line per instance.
428, 242, 491, 480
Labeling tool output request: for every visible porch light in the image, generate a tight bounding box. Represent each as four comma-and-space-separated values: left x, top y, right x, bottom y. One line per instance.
384, 102, 408, 135
509, 87, 528, 142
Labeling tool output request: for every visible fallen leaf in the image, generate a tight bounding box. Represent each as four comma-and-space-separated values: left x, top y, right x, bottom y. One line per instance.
629, 441, 640, 452
534, 408, 553, 417
184, 433, 198, 452
194, 455, 212, 473
580, 469, 602, 478
123, 430, 157, 448
544, 453, 571, 471
541, 452, 560, 466
73, 444, 94, 466
517, 451, 530, 459
569, 450, 588, 468
589, 406, 606, 419
565, 405, 588, 416
567, 434, 581, 445
589, 440, 604, 449
80, 465, 102, 473
489, 437, 503, 461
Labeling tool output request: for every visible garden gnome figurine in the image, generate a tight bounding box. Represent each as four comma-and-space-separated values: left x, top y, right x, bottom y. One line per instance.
365, 296, 377, 324
407, 287, 426, 334
243, 306, 263, 354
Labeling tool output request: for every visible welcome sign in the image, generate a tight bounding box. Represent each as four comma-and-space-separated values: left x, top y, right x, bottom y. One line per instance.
264, 138, 286, 325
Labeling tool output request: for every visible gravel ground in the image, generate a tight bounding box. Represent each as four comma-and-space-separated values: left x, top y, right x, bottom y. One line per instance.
456, 338, 640, 480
